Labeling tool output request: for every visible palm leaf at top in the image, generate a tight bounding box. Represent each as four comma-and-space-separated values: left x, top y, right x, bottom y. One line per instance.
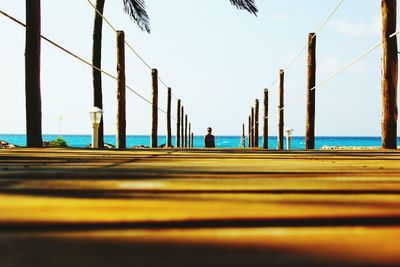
230, 0, 258, 16
123, 0, 151, 33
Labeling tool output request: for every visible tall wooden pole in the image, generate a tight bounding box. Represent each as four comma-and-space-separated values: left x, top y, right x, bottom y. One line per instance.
181, 106, 184, 147
188, 122, 191, 148
248, 115, 251, 148
116, 31, 126, 149
151, 69, 158, 148
278, 69, 285, 150
176, 99, 181, 147
263, 89, 269, 149
92, 0, 105, 148
241, 123, 245, 148
166, 87, 172, 147
25, 0, 42, 147
251, 107, 255, 148
381, 0, 398, 149
185, 114, 188, 148
306, 33, 316, 150
254, 99, 259, 148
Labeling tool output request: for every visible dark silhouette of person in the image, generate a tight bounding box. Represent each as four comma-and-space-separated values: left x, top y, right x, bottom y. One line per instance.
204, 127, 215, 148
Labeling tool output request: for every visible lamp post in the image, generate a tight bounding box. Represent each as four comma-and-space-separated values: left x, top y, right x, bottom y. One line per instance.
285, 128, 294, 150
90, 107, 103, 148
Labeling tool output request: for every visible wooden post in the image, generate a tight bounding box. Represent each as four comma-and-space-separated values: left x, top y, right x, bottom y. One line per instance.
181, 106, 184, 147
248, 115, 251, 148
151, 68, 158, 148
306, 33, 316, 150
241, 123, 245, 148
25, 0, 42, 147
251, 107, 255, 148
166, 87, 172, 147
176, 99, 181, 147
278, 69, 284, 150
116, 31, 126, 149
381, 0, 398, 149
254, 99, 259, 148
191, 133, 194, 148
188, 123, 191, 148
92, 0, 105, 148
263, 89, 269, 149
185, 114, 188, 148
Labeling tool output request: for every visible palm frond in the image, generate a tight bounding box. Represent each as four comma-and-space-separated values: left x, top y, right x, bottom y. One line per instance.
122, 0, 150, 33
229, 0, 258, 16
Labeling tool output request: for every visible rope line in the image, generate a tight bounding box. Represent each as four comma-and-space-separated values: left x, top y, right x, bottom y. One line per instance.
86, 0, 179, 101
123, 40, 152, 70
283, 0, 346, 74
244, 24, 397, 147
0, 9, 176, 121
281, 37, 389, 113
265, 0, 346, 90
261, 30, 400, 125
86, 0, 117, 32
251, 0, 347, 141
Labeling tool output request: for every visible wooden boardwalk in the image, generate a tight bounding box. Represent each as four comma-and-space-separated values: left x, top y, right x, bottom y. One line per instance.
0, 148, 400, 267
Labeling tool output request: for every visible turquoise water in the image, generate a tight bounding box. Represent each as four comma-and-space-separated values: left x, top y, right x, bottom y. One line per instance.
1, 134, 398, 149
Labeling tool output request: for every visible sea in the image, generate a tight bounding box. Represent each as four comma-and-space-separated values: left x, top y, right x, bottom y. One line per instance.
1, 134, 398, 149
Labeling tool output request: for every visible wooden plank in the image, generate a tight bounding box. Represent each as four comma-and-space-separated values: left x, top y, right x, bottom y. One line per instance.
0, 148, 400, 266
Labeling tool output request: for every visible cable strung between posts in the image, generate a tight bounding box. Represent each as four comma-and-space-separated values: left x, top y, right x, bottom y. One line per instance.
266, 0, 346, 90
86, 0, 179, 101
279, 31, 400, 113
252, 28, 400, 143
243, 0, 348, 145
243, 29, 391, 146
243, 0, 348, 142
0, 9, 176, 121
243, 29, 398, 147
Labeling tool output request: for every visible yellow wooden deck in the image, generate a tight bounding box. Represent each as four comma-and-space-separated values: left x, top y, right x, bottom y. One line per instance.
0, 148, 399, 266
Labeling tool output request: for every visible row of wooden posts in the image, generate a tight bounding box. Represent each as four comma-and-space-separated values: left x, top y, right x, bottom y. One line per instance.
116, 31, 194, 149
244, 32, 315, 150
20, 0, 399, 150
244, 0, 398, 150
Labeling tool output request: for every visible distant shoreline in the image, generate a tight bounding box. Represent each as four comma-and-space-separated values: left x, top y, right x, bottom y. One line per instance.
1, 135, 399, 149
320, 145, 382, 150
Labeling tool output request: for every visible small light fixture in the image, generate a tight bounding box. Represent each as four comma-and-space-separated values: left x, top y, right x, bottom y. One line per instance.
285, 128, 294, 150
89, 107, 103, 148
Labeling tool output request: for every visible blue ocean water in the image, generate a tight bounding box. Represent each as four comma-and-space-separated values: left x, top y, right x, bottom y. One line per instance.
1, 134, 398, 149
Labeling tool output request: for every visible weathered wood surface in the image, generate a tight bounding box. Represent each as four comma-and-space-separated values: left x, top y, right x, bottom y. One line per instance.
254, 99, 259, 148
0, 148, 400, 267
150, 69, 158, 148
278, 69, 284, 150
263, 89, 268, 149
381, 0, 398, 149
306, 33, 316, 150
166, 87, 172, 148
25, 0, 42, 148
176, 99, 181, 148
116, 31, 126, 149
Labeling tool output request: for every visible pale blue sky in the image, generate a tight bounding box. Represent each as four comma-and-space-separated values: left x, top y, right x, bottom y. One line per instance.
0, 0, 398, 136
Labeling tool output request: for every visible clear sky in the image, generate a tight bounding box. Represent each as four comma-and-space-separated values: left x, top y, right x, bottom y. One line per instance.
0, 0, 399, 136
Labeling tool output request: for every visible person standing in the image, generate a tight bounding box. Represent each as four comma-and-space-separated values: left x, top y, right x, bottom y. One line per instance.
204, 127, 215, 148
